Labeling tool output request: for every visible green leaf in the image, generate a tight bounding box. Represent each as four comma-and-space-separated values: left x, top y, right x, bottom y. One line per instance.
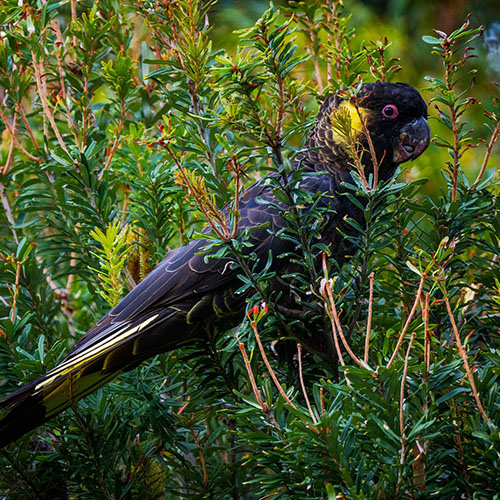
422, 35, 441, 44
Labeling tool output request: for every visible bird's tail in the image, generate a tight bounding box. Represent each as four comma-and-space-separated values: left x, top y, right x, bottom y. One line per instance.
0, 311, 167, 448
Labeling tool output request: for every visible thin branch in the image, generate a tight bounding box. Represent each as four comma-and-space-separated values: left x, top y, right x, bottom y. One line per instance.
353, 98, 380, 188
2, 113, 16, 175
397, 332, 416, 496
37, 255, 76, 337
471, 119, 500, 191
237, 334, 280, 430
309, 48, 324, 93
442, 291, 489, 425
10, 261, 22, 323
274, 69, 286, 156
189, 418, 208, 487
364, 273, 374, 364
297, 343, 318, 425
15, 102, 40, 152
68, 374, 89, 436
70, 0, 78, 47
350, 144, 370, 190
387, 274, 425, 369
331, 103, 371, 190
65, 255, 76, 296
81, 64, 90, 148
99, 98, 126, 180
229, 156, 242, 240
0, 106, 40, 164
325, 3, 333, 87
51, 18, 80, 143
443, 55, 460, 202
0, 183, 19, 244
399, 332, 416, 437
327, 299, 345, 367
317, 277, 347, 368
251, 320, 297, 409
422, 293, 431, 376
325, 281, 371, 370
163, 142, 230, 241
31, 52, 72, 157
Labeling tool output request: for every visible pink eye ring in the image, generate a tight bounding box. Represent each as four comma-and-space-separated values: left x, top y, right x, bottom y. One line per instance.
382, 104, 399, 118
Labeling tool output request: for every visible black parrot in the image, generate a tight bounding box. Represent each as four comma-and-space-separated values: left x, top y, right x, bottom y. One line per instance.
0, 82, 430, 447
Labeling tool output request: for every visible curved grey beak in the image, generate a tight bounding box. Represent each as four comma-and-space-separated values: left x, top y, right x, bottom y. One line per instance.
393, 116, 430, 164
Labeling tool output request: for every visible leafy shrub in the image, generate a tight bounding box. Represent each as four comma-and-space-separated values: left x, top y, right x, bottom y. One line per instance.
0, 1, 499, 498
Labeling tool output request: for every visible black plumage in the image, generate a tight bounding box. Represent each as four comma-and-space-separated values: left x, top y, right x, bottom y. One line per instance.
0, 82, 429, 447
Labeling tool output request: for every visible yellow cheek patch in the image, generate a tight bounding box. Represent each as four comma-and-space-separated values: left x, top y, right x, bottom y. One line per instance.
330, 103, 366, 145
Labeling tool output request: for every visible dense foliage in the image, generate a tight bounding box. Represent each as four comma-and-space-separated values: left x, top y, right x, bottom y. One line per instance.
0, 1, 499, 498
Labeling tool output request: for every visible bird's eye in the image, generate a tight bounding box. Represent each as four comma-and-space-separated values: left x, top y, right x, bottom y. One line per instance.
382, 104, 399, 119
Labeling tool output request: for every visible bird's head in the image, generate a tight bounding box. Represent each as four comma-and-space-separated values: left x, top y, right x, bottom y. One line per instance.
303, 82, 430, 182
